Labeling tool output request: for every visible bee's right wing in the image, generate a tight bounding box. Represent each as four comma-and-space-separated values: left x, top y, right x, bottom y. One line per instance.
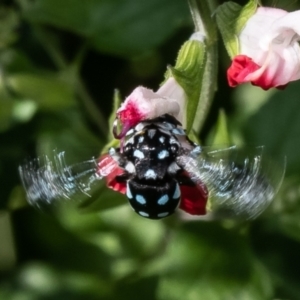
19, 152, 122, 206
177, 146, 285, 220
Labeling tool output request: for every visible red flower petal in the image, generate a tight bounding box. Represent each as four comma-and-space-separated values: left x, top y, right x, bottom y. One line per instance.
107, 176, 127, 194
227, 55, 260, 87
97, 154, 126, 194
179, 182, 208, 215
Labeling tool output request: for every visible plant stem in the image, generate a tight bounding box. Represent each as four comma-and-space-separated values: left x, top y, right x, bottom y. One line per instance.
187, 0, 218, 133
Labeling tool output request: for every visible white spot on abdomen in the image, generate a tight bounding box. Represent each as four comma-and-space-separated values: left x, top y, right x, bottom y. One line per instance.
139, 211, 149, 217
126, 182, 133, 199
157, 212, 169, 218
173, 183, 180, 199
136, 194, 146, 204
157, 194, 169, 205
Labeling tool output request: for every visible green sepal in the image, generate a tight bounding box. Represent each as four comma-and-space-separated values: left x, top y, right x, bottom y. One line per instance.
164, 39, 206, 134
101, 89, 122, 154
216, 0, 258, 58
207, 109, 232, 146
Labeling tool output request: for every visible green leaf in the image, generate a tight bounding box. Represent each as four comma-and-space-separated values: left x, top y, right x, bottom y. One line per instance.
156, 223, 273, 300
260, 176, 300, 243
236, 0, 259, 33
5, 73, 75, 111
243, 81, 300, 177
0, 87, 14, 132
34, 110, 125, 213
165, 39, 206, 134
216, 0, 258, 58
21, 0, 190, 58
78, 185, 126, 213
36, 110, 103, 162
0, 7, 19, 49
0, 49, 37, 73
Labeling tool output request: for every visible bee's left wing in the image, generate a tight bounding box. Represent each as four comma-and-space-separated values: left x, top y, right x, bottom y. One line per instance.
19, 152, 123, 207
177, 146, 285, 219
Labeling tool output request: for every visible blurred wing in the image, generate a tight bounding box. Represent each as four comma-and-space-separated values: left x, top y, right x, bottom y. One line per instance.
19, 152, 122, 206
177, 146, 285, 219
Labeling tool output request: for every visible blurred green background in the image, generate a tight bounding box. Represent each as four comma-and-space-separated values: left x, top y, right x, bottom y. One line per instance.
1, 0, 300, 299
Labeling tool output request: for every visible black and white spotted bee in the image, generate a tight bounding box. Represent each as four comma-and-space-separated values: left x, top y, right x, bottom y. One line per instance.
19, 114, 284, 220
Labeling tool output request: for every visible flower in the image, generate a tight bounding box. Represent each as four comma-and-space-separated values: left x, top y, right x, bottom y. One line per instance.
227, 7, 300, 90
114, 77, 186, 138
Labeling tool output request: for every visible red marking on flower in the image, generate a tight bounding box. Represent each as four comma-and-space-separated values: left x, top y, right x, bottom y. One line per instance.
115, 101, 145, 139
179, 182, 208, 215
117, 101, 144, 126
97, 155, 126, 194
227, 55, 260, 87
227, 55, 288, 90
250, 73, 288, 91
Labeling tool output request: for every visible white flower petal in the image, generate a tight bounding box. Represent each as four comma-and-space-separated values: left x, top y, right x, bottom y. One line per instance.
233, 7, 300, 88
118, 85, 180, 118
157, 77, 186, 123
239, 7, 288, 64
117, 78, 185, 129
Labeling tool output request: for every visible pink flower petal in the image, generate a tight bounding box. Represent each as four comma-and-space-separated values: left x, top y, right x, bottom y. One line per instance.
115, 79, 185, 138
228, 7, 300, 89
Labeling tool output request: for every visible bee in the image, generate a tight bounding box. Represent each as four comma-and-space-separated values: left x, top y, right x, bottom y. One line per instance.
19, 114, 284, 220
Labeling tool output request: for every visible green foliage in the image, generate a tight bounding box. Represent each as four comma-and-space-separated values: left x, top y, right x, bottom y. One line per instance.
244, 81, 300, 176
20, 0, 190, 58
216, 0, 257, 58
165, 39, 206, 134
1, 0, 300, 299
207, 110, 232, 145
